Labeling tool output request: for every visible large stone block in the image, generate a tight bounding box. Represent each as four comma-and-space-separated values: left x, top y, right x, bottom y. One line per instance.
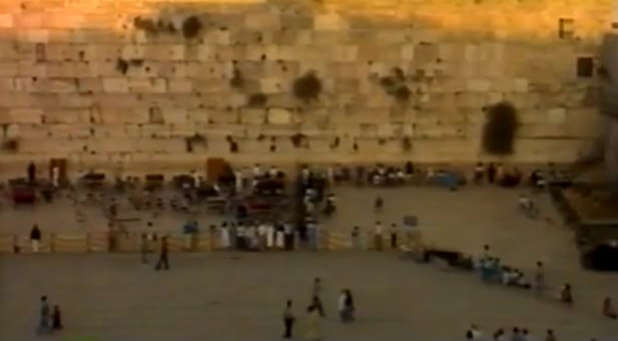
9, 108, 43, 124
267, 108, 292, 125
245, 12, 280, 30
102, 78, 129, 93
0, 14, 13, 28
314, 13, 348, 31
128, 78, 167, 93
144, 44, 185, 61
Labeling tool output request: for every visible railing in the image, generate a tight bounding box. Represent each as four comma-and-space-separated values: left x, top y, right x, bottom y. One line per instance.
0, 230, 412, 254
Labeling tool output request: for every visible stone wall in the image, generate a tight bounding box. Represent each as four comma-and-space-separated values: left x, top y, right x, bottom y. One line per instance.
0, 0, 614, 175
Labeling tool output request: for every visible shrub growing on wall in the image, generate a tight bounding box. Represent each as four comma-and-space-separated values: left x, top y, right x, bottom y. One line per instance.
182, 16, 202, 39
293, 71, 322, 102
482, 102, 519, 155
248, 93, 267, 107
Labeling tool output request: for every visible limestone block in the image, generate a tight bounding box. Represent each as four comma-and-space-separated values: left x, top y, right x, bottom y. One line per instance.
128, 78, 167, 93
101, 107, 148, 124
93, 94, 140, 108
168, 79, 193, 93
377, 123, 394, 137
15, 14, 42, 29
314, 13, 348, 31
209, 110, 239, 124
513, 78, 529, 93
401, 44, 415, 61
144, 45, 185, 61
13, 77, 35, 92
122, 45, 146, 60
42, 78, 78, 93
517, 124, 566, 138
203, 29, 231, 45
0, 78, 14, 91
547, 107, 567, 124
267, 108, 292, 125
566, 108, 605, 138
466, 79, 491, 92
77, 78, 103, 93
415, 43, 439, 66
9, 108, 43, 124
45, 13, 85, 29
245, 12, 281, 30
197, 44, 217, 61
58, 94, 94, 108
241, 108, 266, 125
260, 77, 283, 94
162, 108, 188, 124
44, 109, 89, 124
281, 14, 313, 30
17, 62, 46, 77
84, 45, 123, 61
377, 30, 407, 45
90, 61, 120, 77
0, 14, 13, 28
192, 79, 226, 93
187, 109, 209, 123
333, 45, 358, 63
464, 44, 479, 62
102, 78, 129, 93
296, 30, 312, 45
0, 62, 18, 76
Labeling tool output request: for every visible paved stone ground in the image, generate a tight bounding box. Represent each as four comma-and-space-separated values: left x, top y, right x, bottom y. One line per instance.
1, 185, 618, 340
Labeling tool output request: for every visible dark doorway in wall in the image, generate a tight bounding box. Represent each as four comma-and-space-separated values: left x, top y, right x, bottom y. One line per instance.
577, 57, 594, 78
559, 18, 575, 39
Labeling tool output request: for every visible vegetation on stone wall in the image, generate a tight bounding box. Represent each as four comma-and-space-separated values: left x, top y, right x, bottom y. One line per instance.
482, 102, 519, 155
185, 133, 206, 153
293, 71, 322, 102
380, 67, 411, 103
182, 16, 202, 39
2, 139, 19, 152
116, 58, 129, 75
291, 133, 307, 148
402, 136, 412, 151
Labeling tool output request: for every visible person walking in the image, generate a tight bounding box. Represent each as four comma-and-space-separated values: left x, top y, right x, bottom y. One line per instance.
37, 296, 51, 334
340, 289, 355, 323
220, 222, 230, 249
374, 195, 383, 212
30, 224, 42, 253
373, 221, 383, 251
155, 236, 169, 270
140, 233, 149, 264
52, 305, 63, 330
311, 278, 325, 317
283, 300, 295, 339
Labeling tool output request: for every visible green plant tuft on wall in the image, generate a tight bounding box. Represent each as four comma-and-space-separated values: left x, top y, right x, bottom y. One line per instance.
293, 71, 322, 102
134, 17, 157, 33
482, 101, 519, 155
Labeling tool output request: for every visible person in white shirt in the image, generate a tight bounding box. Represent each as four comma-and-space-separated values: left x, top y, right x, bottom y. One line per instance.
253, 163, 262, 178
269, 166, 278, 178
51, 166, 60, 188
266, 223, 275, 249
301, 166, 310, 184
191, 170, 199, 188
257, 222, 267, 251
235, 169, 243, 194
327, 166, 335, 186
373, 221, 383, 251
220, 222, 230, 249
338, 290, 347, 322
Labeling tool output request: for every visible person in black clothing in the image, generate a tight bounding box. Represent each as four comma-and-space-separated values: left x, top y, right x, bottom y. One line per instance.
30, 224, 42, 253
155, 236, 169, 270
487, 163, 496, 184
283, 299, 295, 339
405, 161, 414, 175
28, 161, 36, 184
52, 305, 63, 330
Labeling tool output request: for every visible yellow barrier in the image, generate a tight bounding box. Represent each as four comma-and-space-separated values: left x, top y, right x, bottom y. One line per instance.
53, 233, 88, 253
327, 231, 350, 251
88, 231, 110, 252
16, 235, 52, 253
0, 234, 15, 253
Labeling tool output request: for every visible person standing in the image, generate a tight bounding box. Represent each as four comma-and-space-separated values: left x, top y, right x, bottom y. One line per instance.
37, 296, 50, 334
283, 300, 295, 339
473, 162, 484, 185
374, 195, 383, 212
266, 222, 275, 250
284, 222, 294, 251
275, 223, 285, 250
235, 168, 243, 194
560, 283, 573, 305
51, 165, 60, 189
338, 289, 347, 323
140, 233, 149, 264
544, 329, 556, 341
28, 161, 36, 184
389, 223, 398, 249
534, 261, 545, 294
155, 236, 169, 270
30, 224, 41, 253
487, 163, 496, 184
373, 221, 383, 251
52, 305, 63, 330
312, 278, 325, 317
351, 226, 361, 250
603, 297, 617, 319
220, 222, 230, 249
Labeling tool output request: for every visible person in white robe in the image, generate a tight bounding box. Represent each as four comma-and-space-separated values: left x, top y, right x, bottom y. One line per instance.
220, 223, 230, 249
266, 223, 275, 249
